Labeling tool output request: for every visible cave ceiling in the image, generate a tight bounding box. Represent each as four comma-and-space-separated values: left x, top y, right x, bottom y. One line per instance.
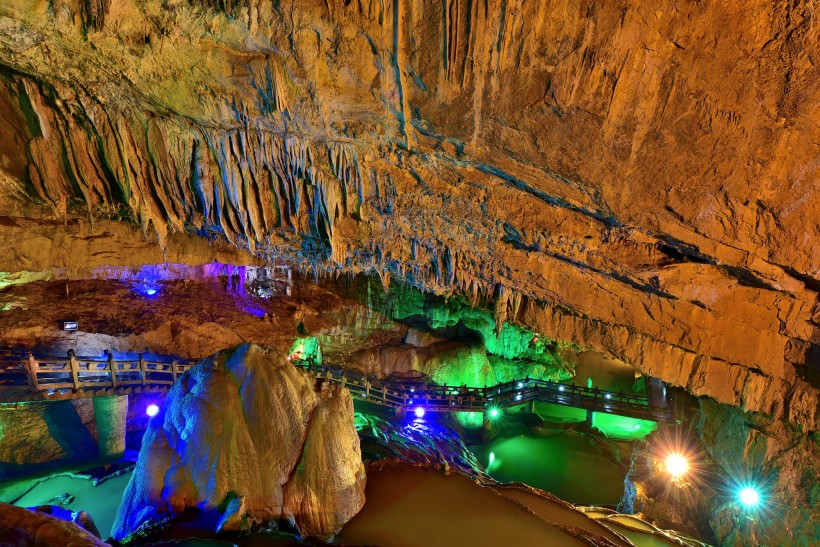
0, 0, 817, 427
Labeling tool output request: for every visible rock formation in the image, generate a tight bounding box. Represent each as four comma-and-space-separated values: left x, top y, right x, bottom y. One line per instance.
0, 399, 99, 477
0, 502, 109, 546
112, 343, 365, 540
0, 1, 816, 433
0, 1, 817, 543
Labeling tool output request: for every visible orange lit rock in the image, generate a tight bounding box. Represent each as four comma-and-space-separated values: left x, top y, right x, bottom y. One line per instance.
112, 343, 365, 540
0, 0, 816, 429
0, 502, 109, 546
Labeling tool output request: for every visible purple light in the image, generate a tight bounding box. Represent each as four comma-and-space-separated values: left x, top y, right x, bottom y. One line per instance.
238, 301, 267, 317
146, 404, 159, 417
414, 407, 425, 419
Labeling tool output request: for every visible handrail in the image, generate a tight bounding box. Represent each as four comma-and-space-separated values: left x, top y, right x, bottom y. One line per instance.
291, 358, 674, 422
0, 351, 674, 422
0, 351, 195, 395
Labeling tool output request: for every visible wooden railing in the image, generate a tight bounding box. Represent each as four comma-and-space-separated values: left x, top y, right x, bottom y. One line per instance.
0, 351, 195, 400
294, 359, 675, 423
0, 350, 674, 423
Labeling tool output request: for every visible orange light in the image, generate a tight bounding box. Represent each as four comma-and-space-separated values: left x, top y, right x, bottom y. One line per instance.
665, 453, 689, 478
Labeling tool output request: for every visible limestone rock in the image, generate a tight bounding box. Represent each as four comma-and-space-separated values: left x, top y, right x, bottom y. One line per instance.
282, 382, 366, 539
0, 0, 817, 432
0, 502, 109, 546
28, 505, 102, 539
112, 343, 365, 540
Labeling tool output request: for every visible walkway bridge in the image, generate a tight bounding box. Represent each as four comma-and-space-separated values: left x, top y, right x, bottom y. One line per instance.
0, 351, 674, 424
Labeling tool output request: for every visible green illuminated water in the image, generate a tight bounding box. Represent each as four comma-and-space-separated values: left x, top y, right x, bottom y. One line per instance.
11, 471, 133, 538
469, 432, 627, 505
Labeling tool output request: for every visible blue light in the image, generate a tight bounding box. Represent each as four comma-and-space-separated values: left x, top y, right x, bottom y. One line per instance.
146, 404, 159, 417
739, 487, 760, 507
414, 407, 425, 419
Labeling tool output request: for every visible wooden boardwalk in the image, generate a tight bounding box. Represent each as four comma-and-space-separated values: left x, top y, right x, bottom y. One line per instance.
0, 351, 195, 402
0, 351, 674, 423
295, 360, 675, 424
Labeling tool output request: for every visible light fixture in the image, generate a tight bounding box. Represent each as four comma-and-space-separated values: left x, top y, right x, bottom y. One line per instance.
146, 404, 159, 417
664, 453, 689, 478
739, 487, 760, 507
414, 407, 425, 418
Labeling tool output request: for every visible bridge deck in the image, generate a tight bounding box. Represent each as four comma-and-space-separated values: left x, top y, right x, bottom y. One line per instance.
0, 352, 674, 423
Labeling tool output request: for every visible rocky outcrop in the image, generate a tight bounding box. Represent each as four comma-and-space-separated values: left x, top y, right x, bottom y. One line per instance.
0, 0, 817, 431
0, 502, 109, 546
28, 505, 103, 539
0, 400, 99, 477
112, 343, 365, 541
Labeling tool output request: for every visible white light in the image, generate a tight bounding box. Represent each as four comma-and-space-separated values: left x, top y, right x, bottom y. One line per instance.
414, 407, 425, 418
515, 393, 522, 401
517, 382, 523, 389
665, 453, 689, 478
559, 386, 565, 392
739, 487, 760, 507
146, 404, 159, 417
605, 393, 611, 399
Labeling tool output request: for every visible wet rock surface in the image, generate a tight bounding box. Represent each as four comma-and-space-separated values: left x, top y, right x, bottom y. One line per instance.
112, 343, 365, 541
0, 502, 109, 546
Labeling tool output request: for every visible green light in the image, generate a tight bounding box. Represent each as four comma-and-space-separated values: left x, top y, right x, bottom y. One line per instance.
490, 408, 499, 418
488, 452, 495, 465
590, 412, 657, 440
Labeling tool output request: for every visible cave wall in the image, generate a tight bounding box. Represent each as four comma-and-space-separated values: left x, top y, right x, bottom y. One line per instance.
0, 1, 816, 432
0, 399, 99, 476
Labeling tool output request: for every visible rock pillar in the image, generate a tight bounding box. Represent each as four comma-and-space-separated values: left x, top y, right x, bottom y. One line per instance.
93, 395, 128, 459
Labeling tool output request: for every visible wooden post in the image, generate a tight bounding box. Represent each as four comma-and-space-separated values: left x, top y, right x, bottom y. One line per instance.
365, 378, 370, 399
108, 350, 117, 389
26, 352, 39, 392
68, 350, 80, 391
139, 353, 147, 386
172, 360, 178, 383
